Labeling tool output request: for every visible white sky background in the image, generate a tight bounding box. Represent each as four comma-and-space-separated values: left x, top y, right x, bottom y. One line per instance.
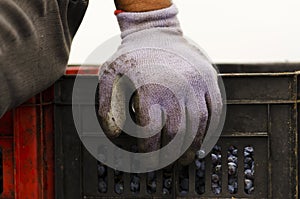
68, 0, 300, 65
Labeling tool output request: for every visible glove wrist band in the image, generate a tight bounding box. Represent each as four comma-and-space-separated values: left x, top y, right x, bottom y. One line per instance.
115, 4, 180, 38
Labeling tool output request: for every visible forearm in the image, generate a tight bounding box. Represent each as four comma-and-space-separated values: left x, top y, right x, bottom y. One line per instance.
0, 0, 67, 117
114, 0, 171, 12
0, 0, 88, 117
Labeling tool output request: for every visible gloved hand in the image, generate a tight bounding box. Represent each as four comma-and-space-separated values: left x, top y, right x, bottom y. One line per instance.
98, 5, 223, 167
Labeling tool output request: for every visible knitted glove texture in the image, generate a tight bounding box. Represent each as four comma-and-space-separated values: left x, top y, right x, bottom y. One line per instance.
98, 5, 223, 166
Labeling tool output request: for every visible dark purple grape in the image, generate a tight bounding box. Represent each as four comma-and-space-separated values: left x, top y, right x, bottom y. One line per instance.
228, 176, 238, 194
130, 182, 139, 192
98, 179, 107, 193
211, 174, 219, 183
251, 162, 255, 171
247, 186, 255, 194
180, 190, 188, 195
211, 154, 218, 165
244, 157, 253, 164
196, 150, 205, 159
228, 185, 235, 194
232, 149, 238, 156
163, 178, 172, 189
212, 186, 221, 195
215, 165, 222, 173
244, 169, 254, 179
244, 163, 251, 170
130, 175, 140, 192
98, 165, 106, 177
115, 183, 124, 194
180, 178, 189, 191
228, 162, 237, 175
195, 159, 202, 169
162, 188, 170, 195
244, 146, 254, 154
244, 179, 253, 190
244, 152, 250, 157
230, 181, 238, 191
228, 155, 238, 164
212, 182, 220, 188
228, 177, 236, 185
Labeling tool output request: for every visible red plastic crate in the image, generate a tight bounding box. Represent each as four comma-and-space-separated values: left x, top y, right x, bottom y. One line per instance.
0, 67, 96, 199
0, 86, 54, 199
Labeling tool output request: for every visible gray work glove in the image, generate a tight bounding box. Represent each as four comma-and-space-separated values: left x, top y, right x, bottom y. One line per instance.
98, 5, 223, 166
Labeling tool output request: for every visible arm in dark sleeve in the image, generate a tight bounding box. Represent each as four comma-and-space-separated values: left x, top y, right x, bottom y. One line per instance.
0, 0, 88, 117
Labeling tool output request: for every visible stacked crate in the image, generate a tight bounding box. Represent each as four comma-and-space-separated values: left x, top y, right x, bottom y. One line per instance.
0, 87, 54, 199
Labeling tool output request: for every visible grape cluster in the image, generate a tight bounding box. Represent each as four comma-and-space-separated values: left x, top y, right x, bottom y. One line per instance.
96, 144, 255, 196
178, 166, 189, 195
97, 162, 108, 193
211, 145, 222, 195
244, 146, 255, 194
146, 171, 157, 194
195, 158, 205, 194
227, 146, 238, 194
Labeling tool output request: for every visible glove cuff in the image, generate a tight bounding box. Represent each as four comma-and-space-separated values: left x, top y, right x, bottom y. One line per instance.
116, 4, 181, 38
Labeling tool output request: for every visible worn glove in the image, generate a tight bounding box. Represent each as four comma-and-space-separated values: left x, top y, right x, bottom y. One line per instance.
98, 5, 223, 167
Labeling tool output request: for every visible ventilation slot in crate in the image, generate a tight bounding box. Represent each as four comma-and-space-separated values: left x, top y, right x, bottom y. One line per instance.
244, 146, 255, 195
228, 145, 238, 194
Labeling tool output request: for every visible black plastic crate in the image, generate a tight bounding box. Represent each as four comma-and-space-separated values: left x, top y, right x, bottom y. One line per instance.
55, 64, 299, 199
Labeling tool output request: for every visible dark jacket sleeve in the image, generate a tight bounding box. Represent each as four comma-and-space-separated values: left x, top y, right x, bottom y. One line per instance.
0, 0, 88, 117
